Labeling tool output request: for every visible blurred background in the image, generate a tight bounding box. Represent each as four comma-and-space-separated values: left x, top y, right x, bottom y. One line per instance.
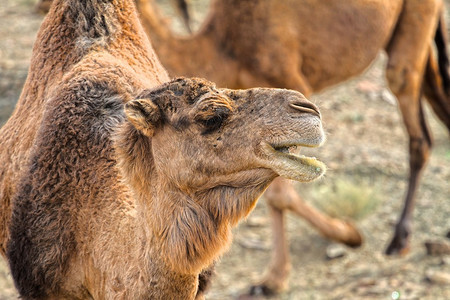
0, 0, 449, 299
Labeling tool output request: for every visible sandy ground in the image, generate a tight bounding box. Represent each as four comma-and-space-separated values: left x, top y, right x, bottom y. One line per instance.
0, 0, 449, 299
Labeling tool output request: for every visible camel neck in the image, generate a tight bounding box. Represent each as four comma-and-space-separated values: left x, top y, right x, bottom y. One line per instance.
113, 121, 273, 278
136, 0, 240, 87
111, 121, 278, 299
113, 122, 228, 276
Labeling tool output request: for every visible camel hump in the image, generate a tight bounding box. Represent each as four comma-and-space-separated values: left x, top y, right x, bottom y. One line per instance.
65, 1, 120, 49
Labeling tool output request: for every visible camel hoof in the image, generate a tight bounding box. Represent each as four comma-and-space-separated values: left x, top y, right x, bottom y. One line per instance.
385, 230, 410, 256
248, 284, 277, 297
237, 291, 266, 300
336, 221, 363, 248
385, 241, 410, 256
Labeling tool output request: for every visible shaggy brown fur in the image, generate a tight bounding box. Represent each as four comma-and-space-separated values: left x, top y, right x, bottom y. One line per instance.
137, 0, 450, 294
0, 0, 327, 298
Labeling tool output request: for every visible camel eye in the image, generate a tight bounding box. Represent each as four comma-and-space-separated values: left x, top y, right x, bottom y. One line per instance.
195, 101, 232, 134
199, 115, 223, 134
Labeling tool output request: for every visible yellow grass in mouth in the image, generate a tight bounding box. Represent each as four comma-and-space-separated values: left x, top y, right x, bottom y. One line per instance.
264, 143, 326, 182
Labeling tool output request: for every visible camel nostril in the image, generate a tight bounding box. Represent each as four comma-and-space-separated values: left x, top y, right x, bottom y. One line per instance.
288, 99, 321, 118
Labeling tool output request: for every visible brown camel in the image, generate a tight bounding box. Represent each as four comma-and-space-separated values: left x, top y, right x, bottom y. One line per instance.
0, 0, 327, 298
136, 0, 450, 295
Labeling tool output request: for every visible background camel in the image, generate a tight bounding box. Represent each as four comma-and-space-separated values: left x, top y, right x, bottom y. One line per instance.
0, 0, 327, 298
136, 0, 450, 294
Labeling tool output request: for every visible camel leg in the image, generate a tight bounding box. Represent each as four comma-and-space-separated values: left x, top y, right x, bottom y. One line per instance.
423, 47, 450, 130
434, 14, 450, 97
285, 190, 363, 247
384, 0, 441, 255
249, 202, 290, 296
248, 178, 362, 296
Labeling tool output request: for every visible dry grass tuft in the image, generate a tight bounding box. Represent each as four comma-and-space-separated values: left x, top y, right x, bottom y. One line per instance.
310, 178, 380, 220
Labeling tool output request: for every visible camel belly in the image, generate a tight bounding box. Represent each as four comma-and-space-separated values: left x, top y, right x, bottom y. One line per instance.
292, 0, 403, 91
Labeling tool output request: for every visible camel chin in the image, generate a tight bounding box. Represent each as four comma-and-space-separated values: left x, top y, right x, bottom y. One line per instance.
261, 142, 326, 182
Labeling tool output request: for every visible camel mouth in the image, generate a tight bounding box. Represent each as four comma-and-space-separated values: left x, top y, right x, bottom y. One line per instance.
262, 142, 326, 182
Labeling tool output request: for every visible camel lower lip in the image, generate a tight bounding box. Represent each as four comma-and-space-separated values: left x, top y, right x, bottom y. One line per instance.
275, 150, 325, 173
263, 143, 326, 182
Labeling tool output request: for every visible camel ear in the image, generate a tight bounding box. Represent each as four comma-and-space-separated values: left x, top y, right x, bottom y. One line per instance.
124, 99, 161, 136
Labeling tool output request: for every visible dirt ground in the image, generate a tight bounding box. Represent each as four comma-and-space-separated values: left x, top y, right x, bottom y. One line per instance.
0, 0, 449, 299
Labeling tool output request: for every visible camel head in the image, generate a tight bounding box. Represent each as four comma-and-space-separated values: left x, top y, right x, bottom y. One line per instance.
124, 77, 325, 194
120, 77, 326, 273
